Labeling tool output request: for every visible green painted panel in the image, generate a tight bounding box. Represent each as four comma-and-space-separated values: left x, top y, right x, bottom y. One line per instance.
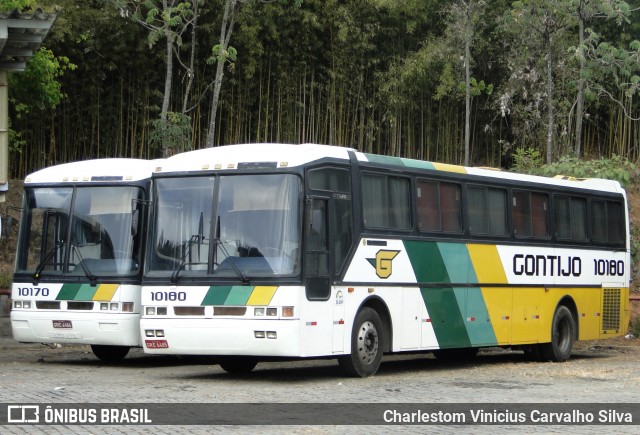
74, 284, 97, 301
465, 287, 498, 346
401, 158, 436, 170
364, 153, 405, 167
403, 240, 449, 284
56, 283, 82, 301
421, 287, 471, 348
201, 286, 233, 306
224, 286, 254, 305
437, 242, 473, 284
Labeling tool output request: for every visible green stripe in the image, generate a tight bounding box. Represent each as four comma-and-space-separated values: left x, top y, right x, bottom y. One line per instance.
201, 286, 233, 305
403, 240, 448, 283
56, 283, 82, 300
224, 286, 254, 305
364, 153, 437, 171
465, 287, 498, 346
404, 240, 469, 348
406, 240, 498, 348
437, 242, 474, 283
74, 284, 98, 301
401, 159, 436, 170
364, 154, 406, 167
421, 287, 471, 349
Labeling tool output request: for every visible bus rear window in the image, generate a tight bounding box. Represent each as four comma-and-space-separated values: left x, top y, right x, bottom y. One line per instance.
592, 200, 623, 245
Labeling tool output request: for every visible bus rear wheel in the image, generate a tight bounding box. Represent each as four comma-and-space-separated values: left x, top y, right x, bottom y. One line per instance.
538, 305, 576, 362
219, 356, 258, 374
91, 345, 130, 361
338, 307, 384, 377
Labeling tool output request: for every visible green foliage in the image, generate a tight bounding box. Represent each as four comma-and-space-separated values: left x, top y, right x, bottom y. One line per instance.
457, 77, 493, 97
149, 112, 193, 157
511, 147, 543, 173
208, 45, 238, 65
9, 48, 76, 117
511, 152, 637, 187
8, 119, 26, 154
0, 0, 34, 10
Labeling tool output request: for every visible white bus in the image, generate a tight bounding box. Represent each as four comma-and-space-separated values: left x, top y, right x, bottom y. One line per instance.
140, 143, 630, 376
11, 158, 158, 361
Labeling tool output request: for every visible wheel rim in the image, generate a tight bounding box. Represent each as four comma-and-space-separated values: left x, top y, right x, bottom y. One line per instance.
356, 320, 379, 365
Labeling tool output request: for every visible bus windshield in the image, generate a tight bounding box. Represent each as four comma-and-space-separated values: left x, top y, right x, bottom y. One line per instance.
15, 186, 145, 277
147, 174, 301, 279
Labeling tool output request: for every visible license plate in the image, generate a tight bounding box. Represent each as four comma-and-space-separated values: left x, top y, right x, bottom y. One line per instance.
52, 320, 73, 329
145, 339, 169, 349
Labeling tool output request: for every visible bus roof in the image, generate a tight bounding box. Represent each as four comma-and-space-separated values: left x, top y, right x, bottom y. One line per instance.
153, 143, 624, 195
25, 158, 162, 184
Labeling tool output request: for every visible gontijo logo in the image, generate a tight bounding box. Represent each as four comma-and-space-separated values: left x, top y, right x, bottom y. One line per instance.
367, 250, 401, 279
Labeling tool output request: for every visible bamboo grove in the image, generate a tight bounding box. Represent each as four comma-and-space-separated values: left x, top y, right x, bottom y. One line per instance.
6, 0, 640, 179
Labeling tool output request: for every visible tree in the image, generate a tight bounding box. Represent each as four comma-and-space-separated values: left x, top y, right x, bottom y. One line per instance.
445, 1, 487, 166
502, 0, 575, 163
206, 0, 238, 147
571, 0, 632, 157
112, 0, 194, 156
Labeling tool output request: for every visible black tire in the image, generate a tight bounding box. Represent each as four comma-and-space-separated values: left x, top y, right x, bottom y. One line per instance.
433, 347, 479, 361
90, 345, 130, 362
338, 307, 384, 377
219, 356, 258, 374
538, 305, 576, 362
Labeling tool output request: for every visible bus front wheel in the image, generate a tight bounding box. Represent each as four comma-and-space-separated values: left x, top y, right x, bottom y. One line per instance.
338, 307, 384, 377
538, 305, 576, 362
91, 345, 130, 361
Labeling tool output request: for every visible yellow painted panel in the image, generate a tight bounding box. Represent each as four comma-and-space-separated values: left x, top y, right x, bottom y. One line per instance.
246, 286, 278, 306
432, 162, 467, 174
511, 288, 549, 344
480, 287, 512, 345
467, 244, 507, 284
92, 284, 119, 301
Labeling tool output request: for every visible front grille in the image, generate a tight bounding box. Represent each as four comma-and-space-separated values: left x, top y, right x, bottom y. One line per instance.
602, 288, 621, 332
174, 306, 205, 316
36, 301, 60, 309
67, 301, 94, 311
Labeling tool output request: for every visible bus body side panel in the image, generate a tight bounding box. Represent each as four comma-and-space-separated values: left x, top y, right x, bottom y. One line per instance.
342, 238, 629, 352
11, 283, 142, 346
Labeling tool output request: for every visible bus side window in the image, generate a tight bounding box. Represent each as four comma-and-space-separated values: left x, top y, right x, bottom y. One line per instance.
467, 186, 507, 236
554, 195, 587, 241
305, 198, 330, 300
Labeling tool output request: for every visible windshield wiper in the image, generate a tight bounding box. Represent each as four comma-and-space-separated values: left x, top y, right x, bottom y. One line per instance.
171, 234, 205, 283
171, 212, 206, 284
213, 238, 249, 284
33, 240, 65, 284
71, 243, 98, 286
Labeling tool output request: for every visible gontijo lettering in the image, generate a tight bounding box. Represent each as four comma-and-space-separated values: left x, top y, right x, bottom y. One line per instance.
513, 254, 582, 277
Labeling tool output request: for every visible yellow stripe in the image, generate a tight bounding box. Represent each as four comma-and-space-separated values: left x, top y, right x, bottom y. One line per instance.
468, 244, 510, 344
92, 284, 119, 301
246, 286, 278, 306
467, 244, 507, 283
432, 162, 467, 174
